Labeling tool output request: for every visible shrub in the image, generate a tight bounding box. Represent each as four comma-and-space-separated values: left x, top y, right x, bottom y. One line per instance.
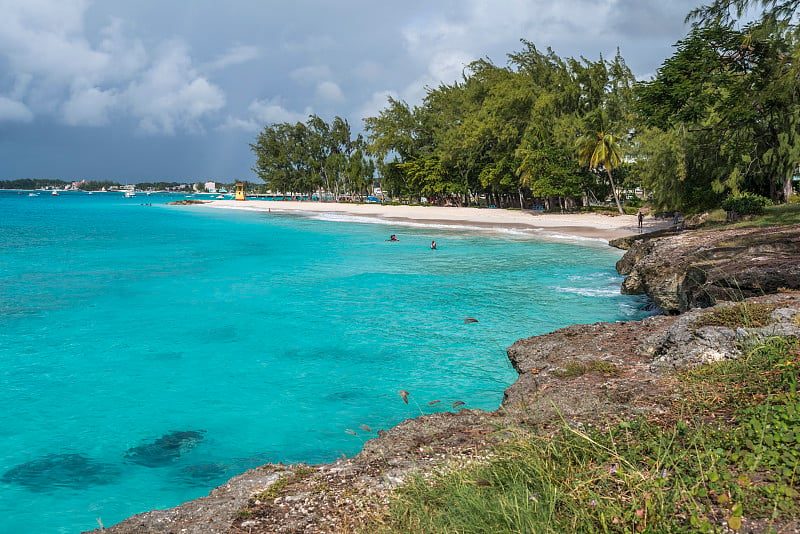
720, 193, 772, 217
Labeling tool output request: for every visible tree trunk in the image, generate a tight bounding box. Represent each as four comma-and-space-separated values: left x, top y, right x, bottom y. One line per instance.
607, 168, 624, 214
783, 173, 794, 202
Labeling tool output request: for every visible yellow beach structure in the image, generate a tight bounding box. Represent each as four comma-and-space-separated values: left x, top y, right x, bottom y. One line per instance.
235, 182, 246, 201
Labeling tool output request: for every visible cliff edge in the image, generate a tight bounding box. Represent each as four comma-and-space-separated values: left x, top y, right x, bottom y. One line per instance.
611, 224, 800, 314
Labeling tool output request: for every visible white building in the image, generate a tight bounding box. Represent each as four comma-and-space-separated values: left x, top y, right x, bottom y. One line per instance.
204, 181, 217, 193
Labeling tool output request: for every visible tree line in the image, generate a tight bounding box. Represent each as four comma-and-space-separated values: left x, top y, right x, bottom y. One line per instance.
251, 0, 800, 213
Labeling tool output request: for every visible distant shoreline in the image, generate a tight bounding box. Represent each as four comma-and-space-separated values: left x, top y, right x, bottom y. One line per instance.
199, 199, 672, 242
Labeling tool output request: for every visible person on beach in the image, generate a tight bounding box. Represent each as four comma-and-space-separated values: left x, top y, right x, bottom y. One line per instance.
637, 211, 644, 229
430, 240, 437, 249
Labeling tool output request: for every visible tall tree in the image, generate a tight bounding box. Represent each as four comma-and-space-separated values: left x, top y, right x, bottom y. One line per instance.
577, 132, 625, 213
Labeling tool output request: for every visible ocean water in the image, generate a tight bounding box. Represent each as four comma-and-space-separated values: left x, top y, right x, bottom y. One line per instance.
0, 191, 652, 533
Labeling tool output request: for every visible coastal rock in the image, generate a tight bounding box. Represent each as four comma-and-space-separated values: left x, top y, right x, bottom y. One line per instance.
613, 224, 800, 314
3, 453, 120, 491
125, 430, 205, 467
167, 199, 207, 205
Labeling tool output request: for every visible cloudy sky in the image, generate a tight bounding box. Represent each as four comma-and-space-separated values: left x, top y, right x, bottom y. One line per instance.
0, 0, 705, 183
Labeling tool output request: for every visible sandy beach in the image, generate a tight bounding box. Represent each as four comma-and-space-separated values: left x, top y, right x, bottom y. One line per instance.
202, 199, 672, 241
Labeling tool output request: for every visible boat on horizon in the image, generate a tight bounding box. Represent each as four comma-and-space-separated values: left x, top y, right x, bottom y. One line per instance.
51, 191, 60, 196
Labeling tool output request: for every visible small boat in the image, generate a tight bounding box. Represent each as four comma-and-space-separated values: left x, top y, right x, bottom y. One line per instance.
28, 193, 39, 197
124, 191, 135, 198
51, 191, 60, 196
216, 195, 224, 199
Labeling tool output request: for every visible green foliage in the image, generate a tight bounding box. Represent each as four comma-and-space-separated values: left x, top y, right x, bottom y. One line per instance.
361, 41, 637, 207
721, 193, 773, 216
635, 18, 800, 210
376, 336, 800, 533
0, 178, 70, 190
250, 115, 374, 199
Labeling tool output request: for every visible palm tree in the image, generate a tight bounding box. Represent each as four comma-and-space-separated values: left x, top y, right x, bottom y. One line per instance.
577, 131, 624, 214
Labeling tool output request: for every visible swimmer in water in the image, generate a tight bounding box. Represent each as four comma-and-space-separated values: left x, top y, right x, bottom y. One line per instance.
430, 240, 437, 249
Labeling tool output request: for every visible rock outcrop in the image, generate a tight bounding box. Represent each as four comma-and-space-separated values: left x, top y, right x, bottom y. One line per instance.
612, 224, 800, 314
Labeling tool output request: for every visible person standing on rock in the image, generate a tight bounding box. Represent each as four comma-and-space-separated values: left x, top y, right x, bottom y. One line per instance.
637, 211, 644, 230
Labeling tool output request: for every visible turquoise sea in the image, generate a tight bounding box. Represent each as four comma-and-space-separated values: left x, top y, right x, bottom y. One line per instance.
0, 191, 652, 533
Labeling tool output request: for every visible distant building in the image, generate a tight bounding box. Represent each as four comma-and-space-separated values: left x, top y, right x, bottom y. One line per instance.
205, 181, 217, 193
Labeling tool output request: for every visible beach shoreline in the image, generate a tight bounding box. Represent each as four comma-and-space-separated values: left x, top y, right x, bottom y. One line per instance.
201, 199, 673, 241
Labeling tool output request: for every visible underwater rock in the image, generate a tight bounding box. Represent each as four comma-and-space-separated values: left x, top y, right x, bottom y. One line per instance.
125, 430, 205, 467
2, 453, 119, 491
176, 462, 229, 485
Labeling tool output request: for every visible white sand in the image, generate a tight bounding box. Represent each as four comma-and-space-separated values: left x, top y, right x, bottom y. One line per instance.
200, 199, 672, 242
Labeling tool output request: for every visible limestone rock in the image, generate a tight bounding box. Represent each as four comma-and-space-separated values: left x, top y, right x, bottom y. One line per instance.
614, 224, 800, 314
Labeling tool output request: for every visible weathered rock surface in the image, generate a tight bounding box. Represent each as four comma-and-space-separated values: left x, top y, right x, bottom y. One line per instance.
612, 224, 800, 314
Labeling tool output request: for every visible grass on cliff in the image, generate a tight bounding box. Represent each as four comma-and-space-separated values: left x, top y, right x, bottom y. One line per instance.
374, 336, 800, 533
703, 202, 800, 228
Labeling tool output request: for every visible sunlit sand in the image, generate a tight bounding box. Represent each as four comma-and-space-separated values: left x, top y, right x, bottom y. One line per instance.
203, 199, 672, 242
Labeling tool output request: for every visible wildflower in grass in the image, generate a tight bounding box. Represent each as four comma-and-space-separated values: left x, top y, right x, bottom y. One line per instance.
610, 464, 618, 475
529, 493, 538, 502
589, 499, 597, 507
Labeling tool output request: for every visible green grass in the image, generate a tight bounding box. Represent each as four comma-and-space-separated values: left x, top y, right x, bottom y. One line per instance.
700, 203, 800, 229
734, 202, 800, 227
252, 464, 315, 502
374, 337, 800, 533
691, 303, 776, 331
553, 359, 621, 378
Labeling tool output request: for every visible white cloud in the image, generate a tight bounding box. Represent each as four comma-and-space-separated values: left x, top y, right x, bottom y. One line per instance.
220, 98, 312, 132
205, 44, 259, 71
0, 0, 109, 83
353, 61, 383, 82
123, 40, 226, 134
0, 96, 34, 122
290, 64, 332, 83
250, 98, 310, 123
62, 86, 116, 126
0, 0, 229, 134
316, 81, 344, 102
355, 90, 398, 123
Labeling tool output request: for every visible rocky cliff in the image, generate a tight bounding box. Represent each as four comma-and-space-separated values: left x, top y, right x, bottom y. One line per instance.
612, 224, 800, 314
